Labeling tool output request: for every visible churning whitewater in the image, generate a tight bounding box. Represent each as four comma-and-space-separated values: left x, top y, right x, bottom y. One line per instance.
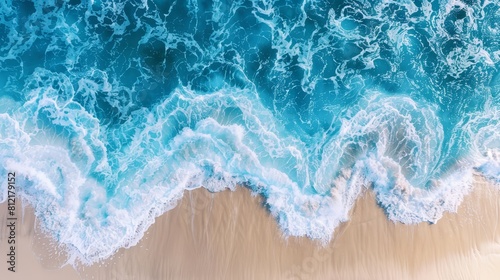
0, 0, 499, 265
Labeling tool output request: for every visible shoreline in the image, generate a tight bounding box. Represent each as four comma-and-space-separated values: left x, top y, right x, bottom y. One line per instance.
0, 176, 499, 279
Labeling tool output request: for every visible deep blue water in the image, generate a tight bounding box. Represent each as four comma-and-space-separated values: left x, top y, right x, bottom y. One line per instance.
0, 0, 499, 264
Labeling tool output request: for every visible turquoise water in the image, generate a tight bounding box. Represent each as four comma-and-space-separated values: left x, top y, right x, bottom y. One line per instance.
0, 0, 499, 264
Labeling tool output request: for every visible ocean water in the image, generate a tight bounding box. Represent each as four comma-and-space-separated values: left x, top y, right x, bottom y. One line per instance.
0, 0, 499, 265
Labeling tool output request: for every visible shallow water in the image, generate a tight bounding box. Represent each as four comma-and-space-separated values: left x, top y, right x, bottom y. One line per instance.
0, 0, 499, 265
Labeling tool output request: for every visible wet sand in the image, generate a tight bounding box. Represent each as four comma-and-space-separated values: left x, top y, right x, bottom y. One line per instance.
1, 176, 500, 279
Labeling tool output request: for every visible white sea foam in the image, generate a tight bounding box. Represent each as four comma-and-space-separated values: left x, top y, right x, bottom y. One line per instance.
2, 87, 497, 266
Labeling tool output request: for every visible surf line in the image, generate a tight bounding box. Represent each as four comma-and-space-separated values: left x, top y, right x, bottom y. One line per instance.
6, 172, 16, 272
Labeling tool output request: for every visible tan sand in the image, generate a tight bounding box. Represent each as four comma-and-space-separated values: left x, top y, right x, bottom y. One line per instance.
1, 176, 500, 279
0, 201, 80, 279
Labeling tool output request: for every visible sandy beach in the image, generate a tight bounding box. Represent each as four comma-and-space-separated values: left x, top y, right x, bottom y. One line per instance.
2, 0, 499, 279
1, 175, 500, 279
